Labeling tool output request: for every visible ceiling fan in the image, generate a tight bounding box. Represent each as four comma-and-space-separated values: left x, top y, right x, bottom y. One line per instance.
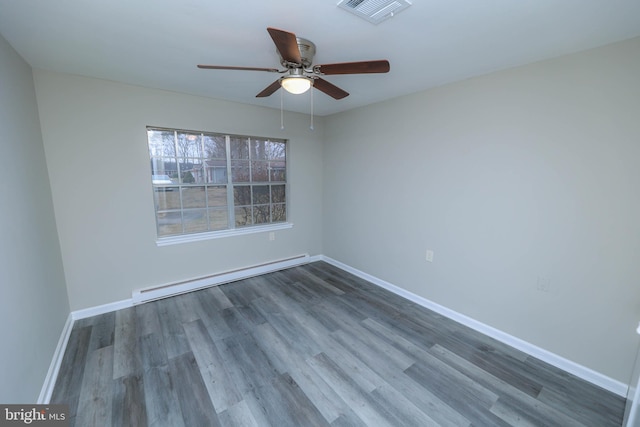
198, 27, 390, 100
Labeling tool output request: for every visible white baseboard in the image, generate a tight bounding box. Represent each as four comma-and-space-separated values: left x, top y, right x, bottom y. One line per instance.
320, 255, 628, 397
38, 313, 74, 403
71, 298, 133, 321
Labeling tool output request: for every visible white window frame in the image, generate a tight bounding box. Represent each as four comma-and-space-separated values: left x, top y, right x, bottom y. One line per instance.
146, 127, 292, 246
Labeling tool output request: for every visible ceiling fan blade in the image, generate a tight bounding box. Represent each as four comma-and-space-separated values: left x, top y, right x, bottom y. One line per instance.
315, 60, 390, 75
197, 65, 280, 72
313, 78, 349, 100
267, 27, 302, 65
256, 79, 282, 98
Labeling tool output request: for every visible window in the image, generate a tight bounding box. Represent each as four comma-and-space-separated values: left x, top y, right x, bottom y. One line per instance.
147, 127, 287, 241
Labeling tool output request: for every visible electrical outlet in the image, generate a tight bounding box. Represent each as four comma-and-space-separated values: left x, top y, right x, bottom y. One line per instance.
426, 250, 434, 262
269, 232, 275, 241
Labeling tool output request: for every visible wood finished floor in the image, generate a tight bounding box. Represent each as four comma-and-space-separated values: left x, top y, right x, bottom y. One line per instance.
51, 261, 625, 426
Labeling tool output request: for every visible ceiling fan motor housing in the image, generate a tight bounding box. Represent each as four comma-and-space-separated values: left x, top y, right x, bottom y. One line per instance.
278, 37, 316, 68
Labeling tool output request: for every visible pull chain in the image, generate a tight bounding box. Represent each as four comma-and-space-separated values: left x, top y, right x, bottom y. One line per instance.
310, 86, 314, 130
280, 88, 284, 130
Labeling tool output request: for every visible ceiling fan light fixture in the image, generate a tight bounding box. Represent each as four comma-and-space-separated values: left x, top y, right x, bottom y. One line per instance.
281, 76, 312, 94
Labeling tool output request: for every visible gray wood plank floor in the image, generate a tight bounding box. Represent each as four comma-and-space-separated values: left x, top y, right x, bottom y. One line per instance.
51, 261, 625, 426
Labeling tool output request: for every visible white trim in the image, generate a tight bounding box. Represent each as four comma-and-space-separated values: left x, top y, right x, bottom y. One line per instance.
320, 255, 628, 397
38, 313, 74, 403
71, 299, 134, 321
132, 254, 314, 304
156, 222, 294, 247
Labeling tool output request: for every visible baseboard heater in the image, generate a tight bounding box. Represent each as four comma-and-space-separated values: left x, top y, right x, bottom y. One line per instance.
132, 254, 310, 305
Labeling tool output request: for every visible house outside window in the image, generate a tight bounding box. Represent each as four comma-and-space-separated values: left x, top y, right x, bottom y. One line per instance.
147, 127, 287, 242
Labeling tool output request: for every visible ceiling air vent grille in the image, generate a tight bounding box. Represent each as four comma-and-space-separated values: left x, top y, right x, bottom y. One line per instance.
338, 0, 412, 24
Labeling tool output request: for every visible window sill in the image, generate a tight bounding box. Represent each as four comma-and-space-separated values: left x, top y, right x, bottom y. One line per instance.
156, 222, 293, 247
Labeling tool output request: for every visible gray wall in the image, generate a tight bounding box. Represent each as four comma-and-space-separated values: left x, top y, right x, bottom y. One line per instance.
0, 35, 70, 402
33, 71, 325, 311
323, 37, 640, 383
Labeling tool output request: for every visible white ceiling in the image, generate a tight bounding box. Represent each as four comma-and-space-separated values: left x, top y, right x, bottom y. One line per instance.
1, 0, 639, 116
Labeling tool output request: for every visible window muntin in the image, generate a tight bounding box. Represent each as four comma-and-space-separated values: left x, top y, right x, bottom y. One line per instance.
147, 127, 287, 238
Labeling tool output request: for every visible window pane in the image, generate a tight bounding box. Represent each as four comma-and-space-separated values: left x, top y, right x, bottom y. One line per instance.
231, 160, 250, 182
230, 137, 249, 159
270, 163, 286, 182
148, 129, 176, 158
272, 204, 286, 222
181, 186, 206, 209
252, 185, 270, 205
206, 163, 227, 184
272, 185, 285, 203
182, 164, 201, 184
250, 139, 267, 160
154, 188, 181, 210
204, 134, 226, 159
183, 209, 208, 233
267, 141, 286, 160
250, 139, 286, 160
234, 207, 251, 227
233, 185, 251, 205
209, 208, 228, 230
157, 211, 183, 236
251, 161, 269, 182
206, 186, 227, 207
151, 159, 178, 180
253, 205, 270, 224
176, 132, 203, 158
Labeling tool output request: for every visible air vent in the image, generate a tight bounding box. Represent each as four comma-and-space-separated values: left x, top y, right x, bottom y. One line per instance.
337, 0, 412, 24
